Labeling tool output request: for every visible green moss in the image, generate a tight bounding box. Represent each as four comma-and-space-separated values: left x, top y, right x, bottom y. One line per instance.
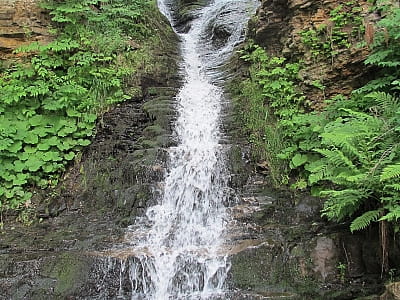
44, 253, 89, 296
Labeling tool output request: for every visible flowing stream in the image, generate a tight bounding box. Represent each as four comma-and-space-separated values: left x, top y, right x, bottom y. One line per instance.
112, 0, 258, 299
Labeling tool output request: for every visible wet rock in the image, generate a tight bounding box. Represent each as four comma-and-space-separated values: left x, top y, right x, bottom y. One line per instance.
311, 237, 338, 282
226, 160, 383, 298
173, 0, 209, 32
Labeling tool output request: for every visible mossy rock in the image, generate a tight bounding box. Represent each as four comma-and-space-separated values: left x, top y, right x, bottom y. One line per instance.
143, 124, 168, 138
147, 87, 178, 97
132, 148, 160, 165
43, 253, 91, 297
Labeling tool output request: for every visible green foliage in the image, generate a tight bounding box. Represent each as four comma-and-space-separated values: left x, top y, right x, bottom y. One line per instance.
287, 92, 400, 231
300, 2, 364, 61
350, 210, 382, 232
234, 43, 306, 184
358, 4, 400, 93
337, 262, 347, 283
234, 8, 400, 232
0, 0, 156, 211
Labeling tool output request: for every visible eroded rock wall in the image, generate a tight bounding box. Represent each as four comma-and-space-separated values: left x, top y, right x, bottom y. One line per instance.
227, 0, 396, 298
248, 0, 372, 106
0, 0, 50, 60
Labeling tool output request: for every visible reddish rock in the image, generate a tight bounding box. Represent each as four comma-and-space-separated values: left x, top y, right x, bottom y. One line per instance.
0, 0, 51, 59
249, 0, 372, 105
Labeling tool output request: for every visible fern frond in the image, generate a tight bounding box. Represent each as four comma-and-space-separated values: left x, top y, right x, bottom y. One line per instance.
365, 49, 392, 65
366, 91, 400, 119
385, 183, 400, 191
355, 76, 396, 93
321, 189, 370, 221
314, 148, 355, 169
380, 162, 400, 181
350, 209, 382, 232
306, 158, 331, 184
380, 206, 400, 222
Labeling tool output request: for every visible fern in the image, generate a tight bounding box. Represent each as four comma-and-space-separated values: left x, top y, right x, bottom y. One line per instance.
350, 209, 382, 232
380, 162, 400, 181
321, 188, 370, 221
380, 206, 400, 222
314, 148, 355, 169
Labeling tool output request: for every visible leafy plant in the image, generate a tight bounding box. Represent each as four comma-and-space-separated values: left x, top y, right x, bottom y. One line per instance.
233, 0, 400, 276
0, 0, 156, 212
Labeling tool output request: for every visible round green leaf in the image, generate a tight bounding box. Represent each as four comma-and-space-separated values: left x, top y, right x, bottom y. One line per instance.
66, 108, 82, 117
78, 139, 91, 146
64, 151, 75, 160
58, 124, 78, 136
13, 173, 28, 186
29, 115, 45, 126
24, 145, 37, 154
43, 151, 62, 162
0, 171, 13, 181
37, 142, 51, 151
291, 153, 309, 168
26, 156, 43, 171
32, 126, 51, 137
14, 160, 26, 172
0, 138, 13, 151
8, 141, 23, 153
24, 134, 39, 144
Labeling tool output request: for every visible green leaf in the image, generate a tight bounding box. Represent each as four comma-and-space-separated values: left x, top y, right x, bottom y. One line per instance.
380, 163, 400, 181
13, 160, 26, 172
37, 142, 52, 151
350, 210, 382, 232
23, 145, 37, 154
64, 151, 75, 160
77, 139, 91, 146
12, 173, 28, 186
291, 153, 309, 168
58, 124, 78, 137
43, 151, 63, 162
8, 141, 23, 153
66, 108, 82, 117
29, 115, 45, 126
26, 156, 43, 172
0, 138, 13, 151
24, 134, 39, 144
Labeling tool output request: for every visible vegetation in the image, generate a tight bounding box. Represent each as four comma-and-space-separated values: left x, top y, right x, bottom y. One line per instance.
233, 0, 400, 270
300, 1, 364, 62
0, 0, 163, 212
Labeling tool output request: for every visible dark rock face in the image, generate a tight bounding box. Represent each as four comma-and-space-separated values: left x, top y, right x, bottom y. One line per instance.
77, 84, 180, 224
225, 167, 385, 299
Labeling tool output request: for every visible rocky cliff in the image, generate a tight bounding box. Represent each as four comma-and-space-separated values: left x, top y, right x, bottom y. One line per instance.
0, 0, 50, 61
248, 0, 373, 106
227, 0, 400, 299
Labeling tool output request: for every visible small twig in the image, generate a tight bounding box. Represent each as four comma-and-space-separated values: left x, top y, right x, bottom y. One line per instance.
342, 241, 350, 268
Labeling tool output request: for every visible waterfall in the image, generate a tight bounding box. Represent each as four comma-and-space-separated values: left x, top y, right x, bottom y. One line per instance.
112, 0, 258, 299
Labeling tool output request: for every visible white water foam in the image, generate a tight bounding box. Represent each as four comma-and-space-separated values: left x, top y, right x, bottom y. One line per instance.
120, 0, 259, 299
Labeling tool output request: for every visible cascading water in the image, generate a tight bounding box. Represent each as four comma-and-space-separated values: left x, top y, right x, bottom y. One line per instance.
110, 0, 258, 299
